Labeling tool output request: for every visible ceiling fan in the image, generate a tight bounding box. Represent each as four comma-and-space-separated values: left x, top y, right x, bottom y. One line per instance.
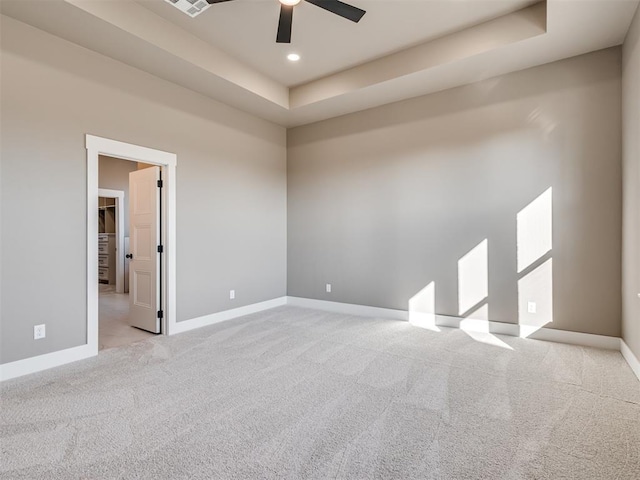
164, 0, 366, 44
274, 0, 366, 44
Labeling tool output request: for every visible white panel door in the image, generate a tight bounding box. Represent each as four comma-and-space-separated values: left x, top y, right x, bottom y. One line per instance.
129, 166, 161, 333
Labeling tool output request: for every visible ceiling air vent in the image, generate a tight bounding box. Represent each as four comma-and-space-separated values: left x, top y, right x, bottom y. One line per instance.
164, 0, 212, 18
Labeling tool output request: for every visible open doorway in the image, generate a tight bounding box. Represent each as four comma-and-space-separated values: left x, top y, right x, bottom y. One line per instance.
98, 157, 158, 350
86, 135, 177, 357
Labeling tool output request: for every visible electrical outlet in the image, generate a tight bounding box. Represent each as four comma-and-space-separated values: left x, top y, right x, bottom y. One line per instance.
34, 324, 46, 340
326, 284, 332, 293
527, 302, 537, 314
230, 290, 235, 300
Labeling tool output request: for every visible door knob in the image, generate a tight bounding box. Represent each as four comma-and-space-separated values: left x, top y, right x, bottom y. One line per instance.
126, 254, 133, 259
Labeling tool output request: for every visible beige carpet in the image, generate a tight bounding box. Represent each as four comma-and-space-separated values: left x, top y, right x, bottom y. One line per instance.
1, 306, 639, 479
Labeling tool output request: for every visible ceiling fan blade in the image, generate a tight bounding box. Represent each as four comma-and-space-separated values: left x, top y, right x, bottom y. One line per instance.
305, 0, 365, 23
205, 0, 235, 4
276, 5, 294, 43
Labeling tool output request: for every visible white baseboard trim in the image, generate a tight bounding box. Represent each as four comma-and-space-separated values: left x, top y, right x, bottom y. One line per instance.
170, 296, 288, 335
2, 297, 634, 383
1, 297, 287, 382
285, 296, 621, 351
286, 297, 408, 320
621, 340, 640, 381
526, 327, 621, 350
0, 344, 96, 382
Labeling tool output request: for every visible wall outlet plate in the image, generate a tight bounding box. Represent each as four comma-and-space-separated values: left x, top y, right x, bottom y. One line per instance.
34, 324, 46, 340
527, 302, 537, 314
230, 290, 235, 300
326, 284, 332, 293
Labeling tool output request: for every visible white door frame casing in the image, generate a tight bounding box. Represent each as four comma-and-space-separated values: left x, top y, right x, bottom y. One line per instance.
87, 135, 177, 355
98, 188, 124, 294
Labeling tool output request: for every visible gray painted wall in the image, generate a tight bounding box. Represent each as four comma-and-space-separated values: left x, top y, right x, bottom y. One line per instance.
623, 6, 640, 359
98, 155, 138, 237
0, 16, 287, 364
288, 48, 623, 337
0, 13, 631, 368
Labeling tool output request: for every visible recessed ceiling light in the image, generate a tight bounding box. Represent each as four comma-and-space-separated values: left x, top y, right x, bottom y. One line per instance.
287, 53, 301, 62
280, 0, 302, 6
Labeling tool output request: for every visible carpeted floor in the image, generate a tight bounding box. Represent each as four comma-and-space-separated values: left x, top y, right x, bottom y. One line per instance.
1, 306, 639, 479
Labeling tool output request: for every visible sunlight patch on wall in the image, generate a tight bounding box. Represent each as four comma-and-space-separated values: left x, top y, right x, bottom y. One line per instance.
518, 258, 553, 337
527, 108, 558, 141
458, 239, 489, 316
517, 188, 552, 273
409, 281, 439, 331
464, 302, 489, 321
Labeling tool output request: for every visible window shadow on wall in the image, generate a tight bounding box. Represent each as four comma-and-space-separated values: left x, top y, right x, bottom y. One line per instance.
408, 187, 553, 347
517, 188, 553, 337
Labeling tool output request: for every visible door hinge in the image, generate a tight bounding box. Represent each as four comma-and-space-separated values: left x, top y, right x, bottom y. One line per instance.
157, 310, 164, 319
157, 245, 164, 253
157, 179, 163, 188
